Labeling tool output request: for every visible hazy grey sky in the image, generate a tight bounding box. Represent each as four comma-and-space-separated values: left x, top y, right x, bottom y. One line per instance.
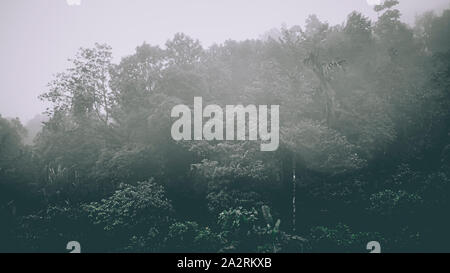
1, 0, 449, 122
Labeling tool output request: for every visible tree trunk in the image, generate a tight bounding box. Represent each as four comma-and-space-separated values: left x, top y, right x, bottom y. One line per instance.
322, 80, 336, 127
310, 54, 337, 127
292, 153, 296, 232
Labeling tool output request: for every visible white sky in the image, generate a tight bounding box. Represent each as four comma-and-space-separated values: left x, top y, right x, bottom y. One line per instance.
1, 0, 449, 122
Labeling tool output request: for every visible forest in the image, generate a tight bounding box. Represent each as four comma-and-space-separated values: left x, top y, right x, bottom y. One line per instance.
1, 0, 450, 252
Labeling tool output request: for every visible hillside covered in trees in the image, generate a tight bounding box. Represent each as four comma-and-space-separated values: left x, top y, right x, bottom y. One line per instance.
1, 1, 450, 252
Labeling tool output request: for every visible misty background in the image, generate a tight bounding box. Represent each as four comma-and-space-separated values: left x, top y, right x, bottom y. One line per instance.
1, 0, 449, 123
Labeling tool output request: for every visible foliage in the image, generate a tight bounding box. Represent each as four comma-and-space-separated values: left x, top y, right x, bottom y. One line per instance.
82, 180, 173, 251
309, 223, 384, 253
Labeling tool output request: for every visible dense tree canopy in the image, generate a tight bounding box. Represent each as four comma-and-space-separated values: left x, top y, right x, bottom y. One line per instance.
1, 1, 450, 252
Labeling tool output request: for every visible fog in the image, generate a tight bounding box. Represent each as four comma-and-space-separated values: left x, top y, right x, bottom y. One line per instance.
1, 0, 449, 122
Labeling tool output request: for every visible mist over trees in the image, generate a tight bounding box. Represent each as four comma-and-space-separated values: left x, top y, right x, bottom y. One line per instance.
1, 1, 450, 252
